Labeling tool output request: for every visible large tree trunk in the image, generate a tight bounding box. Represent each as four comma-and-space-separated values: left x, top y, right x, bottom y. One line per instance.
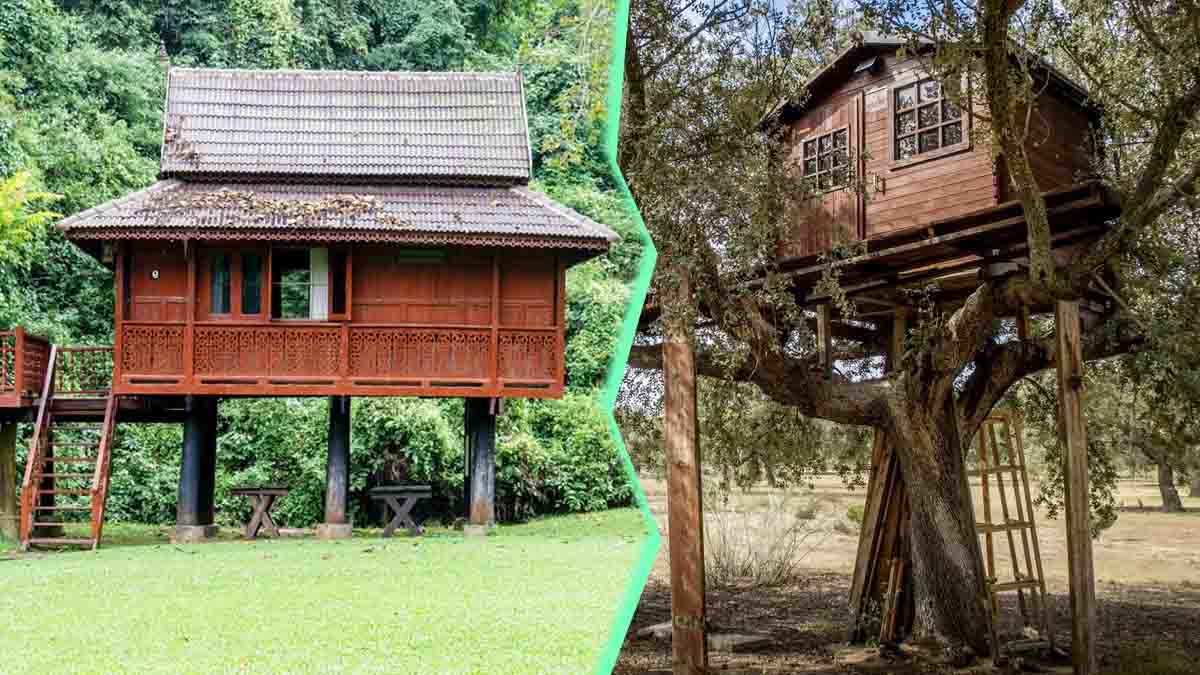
889, 394, 991, 656
1157, 462, 1184, 512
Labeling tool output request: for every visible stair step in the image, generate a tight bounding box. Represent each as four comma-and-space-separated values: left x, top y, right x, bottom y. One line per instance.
35, 473, 93, 480
40, 489, 92, 496
34, 505, 90, 511
45, 457, 96, 463
27, 538, 94, 546
33, 521, 89, 528
989, 579, 1042, 593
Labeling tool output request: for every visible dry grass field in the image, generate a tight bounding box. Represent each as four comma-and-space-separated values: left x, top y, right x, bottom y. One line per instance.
615, 475, 1200, 674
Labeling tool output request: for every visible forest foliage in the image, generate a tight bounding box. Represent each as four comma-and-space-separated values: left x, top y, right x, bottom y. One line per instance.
0, 0, 642, 526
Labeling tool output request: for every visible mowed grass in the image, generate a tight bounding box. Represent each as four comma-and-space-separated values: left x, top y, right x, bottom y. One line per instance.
0, 508, 647, 674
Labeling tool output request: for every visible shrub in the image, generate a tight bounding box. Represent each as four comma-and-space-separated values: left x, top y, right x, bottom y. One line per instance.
704, 491, 825, 589
846, 503, 865, 525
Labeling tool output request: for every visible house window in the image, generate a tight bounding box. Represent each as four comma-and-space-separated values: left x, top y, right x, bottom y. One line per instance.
271, 248, 330, 320
800, 128, 849, 190
894, 78, 963, 161
210, 253, 231, 315
241, 252, 263, 315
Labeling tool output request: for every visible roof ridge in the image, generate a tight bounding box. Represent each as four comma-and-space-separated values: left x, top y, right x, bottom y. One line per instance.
169, 67, 521, 78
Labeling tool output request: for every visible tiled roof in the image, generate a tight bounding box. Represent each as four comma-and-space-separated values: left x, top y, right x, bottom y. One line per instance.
160, 68, 532, 182
57, 181, 618, 247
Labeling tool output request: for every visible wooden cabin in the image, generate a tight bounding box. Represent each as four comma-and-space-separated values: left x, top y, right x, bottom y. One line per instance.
764, 32, 1099, 261
60, 68, 616, 400
2, 67, 616, 549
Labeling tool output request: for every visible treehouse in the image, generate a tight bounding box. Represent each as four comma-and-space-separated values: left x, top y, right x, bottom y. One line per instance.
0, 67, 616, 549
642, 33, 1124, 674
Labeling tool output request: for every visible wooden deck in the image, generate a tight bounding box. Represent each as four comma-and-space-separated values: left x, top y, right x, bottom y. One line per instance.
638, 182, 1120, 334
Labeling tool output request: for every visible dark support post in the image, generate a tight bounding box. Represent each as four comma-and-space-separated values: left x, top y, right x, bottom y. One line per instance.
317, 395, 352, 539
664, 271, 707, 675
816, 304, 833, 378
1054, 299, 1097, 675
464, 397, 496, 535
176, 396, 218, 542
0, 422, 16, 540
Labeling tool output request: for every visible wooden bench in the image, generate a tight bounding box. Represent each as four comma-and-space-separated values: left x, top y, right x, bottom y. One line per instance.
230, 486, 289, 539
369, 485, 432, 537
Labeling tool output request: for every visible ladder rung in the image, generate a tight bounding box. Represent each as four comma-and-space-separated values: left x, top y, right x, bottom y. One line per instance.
33, 521, 88, 528
27, 538, 94, 546
45, 457, 96, 463
967, 463, 1023, 476
35, 473, 92, 480
975, 521, 1033, 533
34, 505, 90, 511
40, 489, 92, 496
989, 579, 1041, 593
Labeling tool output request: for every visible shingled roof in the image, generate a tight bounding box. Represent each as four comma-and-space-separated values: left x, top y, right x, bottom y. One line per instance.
160, 68, 532, 182
60, 67, 618, 253
56, 180, 618, 249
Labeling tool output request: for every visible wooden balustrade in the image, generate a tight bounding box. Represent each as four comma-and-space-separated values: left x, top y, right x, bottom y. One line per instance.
0, 328, 53, 405
114, 321, 562, 397
55, 347, 115, 397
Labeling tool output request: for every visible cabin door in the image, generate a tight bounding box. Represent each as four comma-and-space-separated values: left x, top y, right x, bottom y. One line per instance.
789, 96, 864, 258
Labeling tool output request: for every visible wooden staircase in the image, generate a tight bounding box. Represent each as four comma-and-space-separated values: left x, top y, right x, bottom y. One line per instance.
18, 345, 118, 550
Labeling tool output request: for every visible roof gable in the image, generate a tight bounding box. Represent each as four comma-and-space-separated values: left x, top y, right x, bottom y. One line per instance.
160, 68, 532, 183
763, 32, 1094, 130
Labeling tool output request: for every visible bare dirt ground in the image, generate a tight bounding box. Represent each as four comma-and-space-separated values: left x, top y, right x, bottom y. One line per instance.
615, 476, 1200, 674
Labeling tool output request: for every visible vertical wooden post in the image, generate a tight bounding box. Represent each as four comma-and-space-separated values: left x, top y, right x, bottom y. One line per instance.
0, 422, 16, 540
664, 271, 706, 675
816, 304, 833, 378
318, 395, 353, 539
183, 242, 195, 387
1054, 299, 1097, 675
464, 397, 496, 534
176, 395, 218, 542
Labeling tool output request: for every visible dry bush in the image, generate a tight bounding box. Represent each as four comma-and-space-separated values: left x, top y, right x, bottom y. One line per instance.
703, 491, 828, 588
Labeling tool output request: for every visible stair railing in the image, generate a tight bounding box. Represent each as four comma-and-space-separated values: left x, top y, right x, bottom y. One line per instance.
90, 393, 118, 548
19, 344, 58, 548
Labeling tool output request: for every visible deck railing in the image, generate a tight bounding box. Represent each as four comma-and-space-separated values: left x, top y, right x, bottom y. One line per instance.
55, 346, 115, 397
0, 327, 52, 401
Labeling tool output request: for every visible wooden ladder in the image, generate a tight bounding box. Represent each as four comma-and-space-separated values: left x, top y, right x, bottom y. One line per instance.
968, 408, 1055, 661
18, 346, 119, 551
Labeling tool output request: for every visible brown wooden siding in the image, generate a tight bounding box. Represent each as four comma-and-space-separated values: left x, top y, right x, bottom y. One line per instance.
114, 244, 565, 399
1004, 92, 1094, 199
126, 242, 188, 322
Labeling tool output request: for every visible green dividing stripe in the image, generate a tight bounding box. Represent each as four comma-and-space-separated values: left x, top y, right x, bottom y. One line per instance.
595, 0, 662, 674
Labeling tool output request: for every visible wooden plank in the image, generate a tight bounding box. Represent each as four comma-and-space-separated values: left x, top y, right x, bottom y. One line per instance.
663, 271, 707, 675
1054, 299, 1098, 674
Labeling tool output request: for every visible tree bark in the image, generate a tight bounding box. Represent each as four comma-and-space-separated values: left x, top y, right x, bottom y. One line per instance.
888, 394, 991, 655
1157, 462, 1184, 512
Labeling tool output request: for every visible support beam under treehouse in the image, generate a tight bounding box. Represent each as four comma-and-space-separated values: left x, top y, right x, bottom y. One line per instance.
464, 397, 497, 534
318, 395, 352, 540
176, 395, 218, 542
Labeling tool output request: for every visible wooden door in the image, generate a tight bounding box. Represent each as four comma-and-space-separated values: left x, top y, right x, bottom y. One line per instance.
783, 96, 864, 259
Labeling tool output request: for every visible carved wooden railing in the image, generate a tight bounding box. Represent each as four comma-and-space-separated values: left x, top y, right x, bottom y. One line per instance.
55, 347, 115, 397
0, 327, 52, 400
116, 321, 563, 392
19, 345, 57, 547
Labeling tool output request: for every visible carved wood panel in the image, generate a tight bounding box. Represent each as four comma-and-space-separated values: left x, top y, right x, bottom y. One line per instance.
194, 326, 340, 376
349, 327, 490, 380
121, 325, 184, 375
498, 330, 557, 382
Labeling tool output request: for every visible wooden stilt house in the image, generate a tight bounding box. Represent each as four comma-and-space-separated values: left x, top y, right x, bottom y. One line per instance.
1, 67, 616, 548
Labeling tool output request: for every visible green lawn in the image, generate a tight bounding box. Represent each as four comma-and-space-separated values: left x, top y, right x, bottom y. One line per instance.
0, 509, 648, 674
